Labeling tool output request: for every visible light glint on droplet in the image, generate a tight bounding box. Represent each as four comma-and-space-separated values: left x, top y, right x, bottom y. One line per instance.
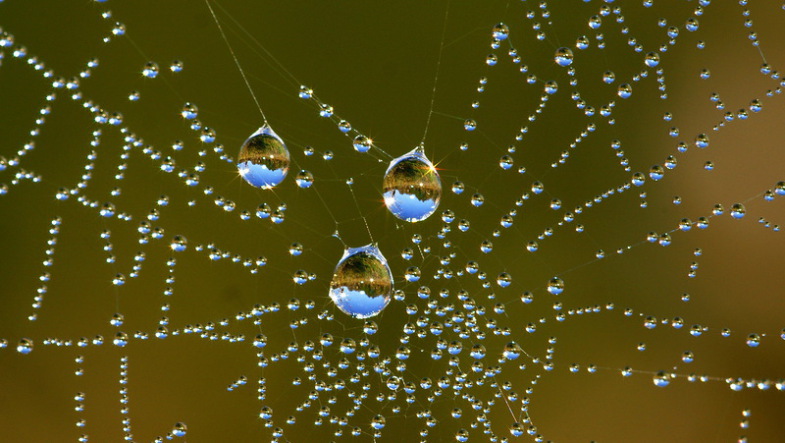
237, 124, 290, 189
383, 147, 441, 223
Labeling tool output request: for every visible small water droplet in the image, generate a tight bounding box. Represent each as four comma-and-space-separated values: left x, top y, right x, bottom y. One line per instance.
16, 338, 33, 354
492, 23, 509, 41
547, 277, 564, 295
554, 47, 574, 67
172, 422, 187, 437
181, 103, 198, 120
730, 203, 746, 219
295, 170, 314, 188
170, 236, 187, 252
653, 371, 671, 387
353, 135, 371, 153
142, 62, 159, 79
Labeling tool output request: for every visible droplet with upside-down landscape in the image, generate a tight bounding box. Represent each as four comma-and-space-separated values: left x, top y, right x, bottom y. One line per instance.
237, 123, 290, 189
329, 244, 393, 319
383, 146, 441, 222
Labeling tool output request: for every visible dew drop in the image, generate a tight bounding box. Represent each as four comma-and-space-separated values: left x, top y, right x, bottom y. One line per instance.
492, 23, 509, 41
730, 203, 746, 219
649, 165, 665, 181
295, 170, 314, 188
172, 422, 187, 437
547, 277, 565, 295
496, 272, 512, 288
695, 133, 710, 148
554, 47, 574, 67
371, 414, 386, 430
181, 103, 198, 120
383, 147, 441, 222
404, 266, 421, 282
353, 135, 371, 153
503, 342, 522, 360
16, 338, 33, 354
142, 62, 159, 78
292, 270, 308, 285
653, 371, 671, 387
298, 85, 312, 99
170, 235, 187, 252
618, 83, 633, 99
329, 244, 393, 319
237, 124, 290, 189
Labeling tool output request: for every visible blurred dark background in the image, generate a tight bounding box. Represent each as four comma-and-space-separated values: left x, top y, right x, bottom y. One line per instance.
1, 1, 784, 441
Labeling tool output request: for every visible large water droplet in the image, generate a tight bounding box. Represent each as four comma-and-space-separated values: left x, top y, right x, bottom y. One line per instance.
383, 147, 441, 222
329, 244, 393, 319
237, 124, 290, 189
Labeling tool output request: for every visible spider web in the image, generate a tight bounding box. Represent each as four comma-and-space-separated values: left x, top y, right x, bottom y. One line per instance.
1, 0, 785, 441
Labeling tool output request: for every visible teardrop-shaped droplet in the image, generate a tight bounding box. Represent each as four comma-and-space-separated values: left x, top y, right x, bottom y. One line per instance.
329, 244, 393, 319
237, 124, 290, 189
383, 147, 441, 222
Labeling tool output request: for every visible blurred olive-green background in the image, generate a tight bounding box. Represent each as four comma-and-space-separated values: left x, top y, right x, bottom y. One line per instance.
1, 1, 785, 441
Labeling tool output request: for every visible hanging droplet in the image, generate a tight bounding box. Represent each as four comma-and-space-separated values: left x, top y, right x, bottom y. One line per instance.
383, 146, 441, 223
329, 244, 393, 319
237, 124, 290, 189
